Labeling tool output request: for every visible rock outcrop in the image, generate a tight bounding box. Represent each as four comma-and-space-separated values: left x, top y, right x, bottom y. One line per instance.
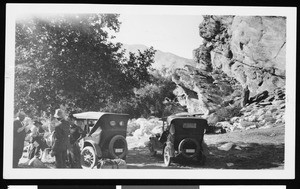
213, 89, 285, 132
172, 15, 286, 132
196, 15, 286, 93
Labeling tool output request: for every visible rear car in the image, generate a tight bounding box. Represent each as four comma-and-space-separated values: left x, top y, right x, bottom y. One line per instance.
72, 111, 129, 169
163, 116, 207, 166
148, 113, 208, 166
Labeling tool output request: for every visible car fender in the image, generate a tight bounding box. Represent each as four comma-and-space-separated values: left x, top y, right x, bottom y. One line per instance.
83, 140, 102, 158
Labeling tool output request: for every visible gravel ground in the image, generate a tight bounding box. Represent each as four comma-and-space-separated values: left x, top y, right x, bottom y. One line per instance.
18, 124, 284, 169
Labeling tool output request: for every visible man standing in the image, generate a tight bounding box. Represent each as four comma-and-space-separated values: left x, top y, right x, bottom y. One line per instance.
51, 109, 70, 168
67, 114, 86, 168
13, 111, 27, 168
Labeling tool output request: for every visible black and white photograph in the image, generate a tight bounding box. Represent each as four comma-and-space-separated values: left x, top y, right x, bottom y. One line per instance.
3, 4, 296, 179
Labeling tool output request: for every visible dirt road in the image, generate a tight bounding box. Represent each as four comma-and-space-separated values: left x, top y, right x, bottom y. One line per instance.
126, 125, 285, 169
19, 125, 284, 169
125, 144, 284, 169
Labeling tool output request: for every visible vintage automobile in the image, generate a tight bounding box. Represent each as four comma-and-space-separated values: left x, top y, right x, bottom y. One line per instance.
148, 113, 208, 166
72, 111, 129, 169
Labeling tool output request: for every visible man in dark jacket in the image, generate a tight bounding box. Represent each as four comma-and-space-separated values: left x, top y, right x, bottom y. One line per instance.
67, 114, 86, 168
13, 111, 27, 168
51, 109, 70, 168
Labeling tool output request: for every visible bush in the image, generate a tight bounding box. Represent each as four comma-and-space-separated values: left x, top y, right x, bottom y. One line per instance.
215, 105, 242, 122
207, 112, 220, 127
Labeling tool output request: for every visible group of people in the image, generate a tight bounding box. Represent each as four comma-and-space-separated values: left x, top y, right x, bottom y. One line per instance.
13, 109, 86, 168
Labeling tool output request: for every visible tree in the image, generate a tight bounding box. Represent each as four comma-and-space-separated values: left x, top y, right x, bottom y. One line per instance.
120, 47, 156, 89
14, 14, 155, 116
132, 71, 178, 118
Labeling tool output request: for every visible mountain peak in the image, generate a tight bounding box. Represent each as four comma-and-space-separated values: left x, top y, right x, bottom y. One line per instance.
121, 44, 196, 70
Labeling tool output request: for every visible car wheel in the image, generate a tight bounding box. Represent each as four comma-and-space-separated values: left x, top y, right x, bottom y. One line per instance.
178, 138, 200, 159
163, 146, 172, 166
80, 146, 97, 169
108, 135, 128, 159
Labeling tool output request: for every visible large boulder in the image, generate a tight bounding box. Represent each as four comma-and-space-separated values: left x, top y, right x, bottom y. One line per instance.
226, 16, 285, 93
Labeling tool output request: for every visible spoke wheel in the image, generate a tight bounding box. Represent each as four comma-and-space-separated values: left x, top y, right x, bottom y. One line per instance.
163, 146, 172, 166
80, 146, 97, 169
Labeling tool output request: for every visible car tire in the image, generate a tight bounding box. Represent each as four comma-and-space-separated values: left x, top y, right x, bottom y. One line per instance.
178, 138, 200, 159
108, 135, 128, 159
163, 145, 172, 166
80, 146, 97, 169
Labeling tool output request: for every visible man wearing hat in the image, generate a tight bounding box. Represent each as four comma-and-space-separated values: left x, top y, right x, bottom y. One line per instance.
51, 109, 70, 168
67, 114, 86, 168
13, 111, 27, 168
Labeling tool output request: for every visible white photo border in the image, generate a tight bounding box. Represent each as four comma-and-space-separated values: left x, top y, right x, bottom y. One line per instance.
4, 4, 296, 179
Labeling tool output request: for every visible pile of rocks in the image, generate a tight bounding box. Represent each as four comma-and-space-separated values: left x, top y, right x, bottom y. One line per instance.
213, 88, 285, 132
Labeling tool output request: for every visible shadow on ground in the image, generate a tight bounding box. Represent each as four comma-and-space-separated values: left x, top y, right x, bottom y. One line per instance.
126, 142, 284, 169
203, 142, 284, 169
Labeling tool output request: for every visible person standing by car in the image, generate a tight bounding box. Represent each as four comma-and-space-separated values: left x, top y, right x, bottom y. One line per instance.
28, 120, 47, 160
50, 109, 70, 168
13, 111, 27, 168
67, 114, 86, 168
166, 123, 176, 157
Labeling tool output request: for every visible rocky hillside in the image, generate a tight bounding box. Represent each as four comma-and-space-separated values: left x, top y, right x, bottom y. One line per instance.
172, 15, 286, 132
122, 44, 196, 71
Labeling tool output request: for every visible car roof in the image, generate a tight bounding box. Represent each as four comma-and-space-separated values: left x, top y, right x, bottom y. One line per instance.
167, 113, 206, 123
168, 116, 205, 122
72, 111, 129, 120
174, 112, 204, 117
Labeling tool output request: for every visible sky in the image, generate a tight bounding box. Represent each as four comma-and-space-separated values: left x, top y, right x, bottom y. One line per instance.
111, 14, 204, 59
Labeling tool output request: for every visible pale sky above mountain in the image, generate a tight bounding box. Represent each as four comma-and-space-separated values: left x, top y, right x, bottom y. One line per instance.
111, 14, 204, 59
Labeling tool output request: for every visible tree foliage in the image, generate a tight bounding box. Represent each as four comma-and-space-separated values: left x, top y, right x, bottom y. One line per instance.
14, 14, 156, 116
132, 70, 178, 118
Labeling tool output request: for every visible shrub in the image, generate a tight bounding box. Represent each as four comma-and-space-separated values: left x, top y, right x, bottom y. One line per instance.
215, 105, 242, 122
207, 112, 220, 126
